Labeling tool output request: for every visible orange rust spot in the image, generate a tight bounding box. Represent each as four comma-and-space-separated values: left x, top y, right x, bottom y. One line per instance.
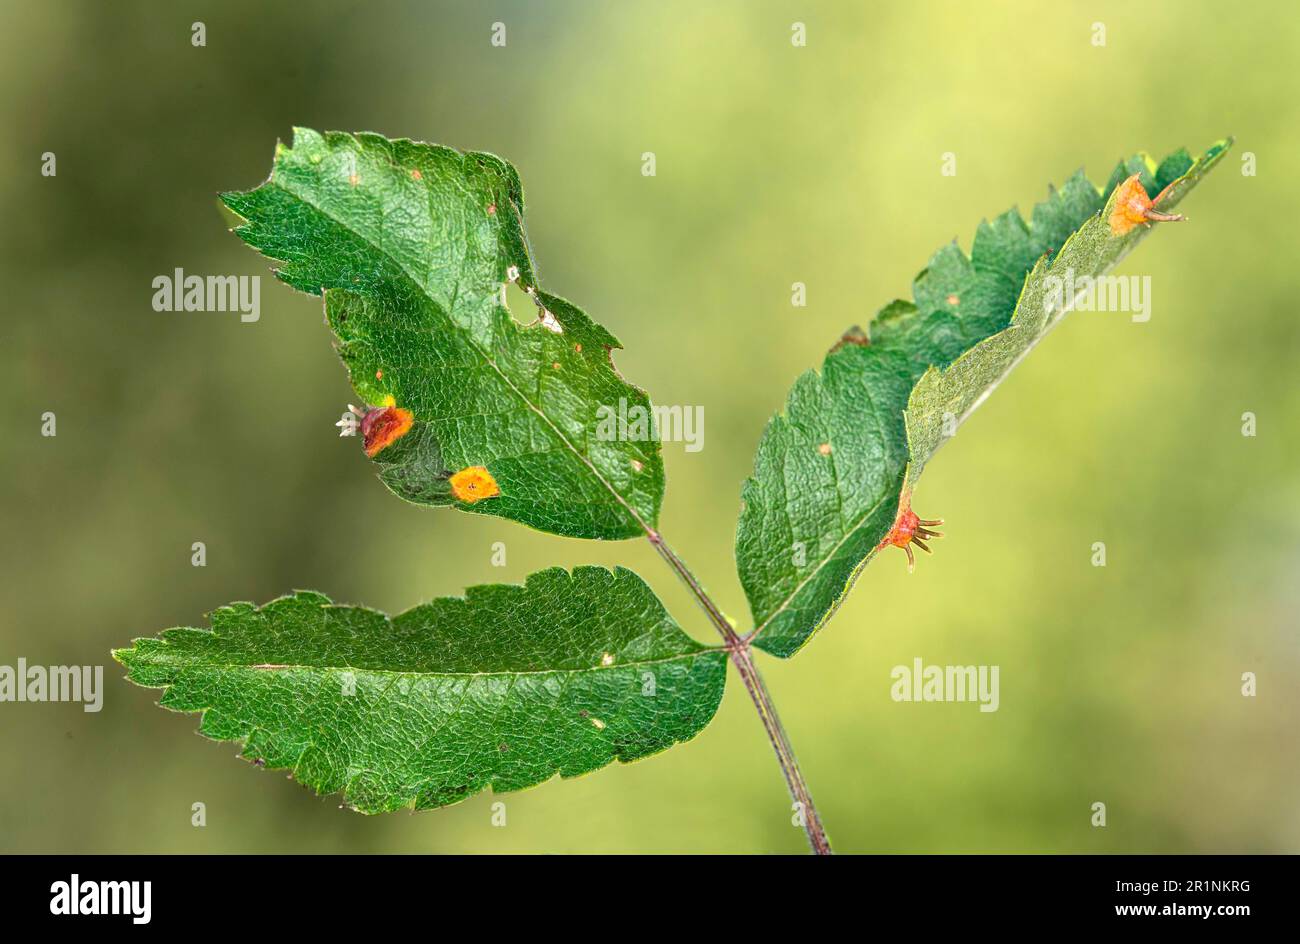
1109, 173, 1186, 236
348, 174, 360, 187
946, 294, 959, 306
361, 397, 414, 457
551, 361, 561, 370
375, 369, 383, 380
877, 490, 944, 573
817, 442, 832, 456
410, 169, 423, 180
574, 343, 583, 353
449, 466, 500, 504
487, 203, 497, 215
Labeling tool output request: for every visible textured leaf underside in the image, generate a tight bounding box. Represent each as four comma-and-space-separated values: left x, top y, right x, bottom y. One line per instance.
222, 129, 662, 540
738, 140, 1231, 658
114, 567, 726, 812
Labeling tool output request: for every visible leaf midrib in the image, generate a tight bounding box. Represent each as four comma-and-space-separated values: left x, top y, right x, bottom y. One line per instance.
134, 649, 721, 679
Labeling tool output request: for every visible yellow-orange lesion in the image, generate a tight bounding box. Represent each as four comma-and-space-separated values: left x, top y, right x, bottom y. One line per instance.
1108, 174, 1186, 236
449, 466, 501, 504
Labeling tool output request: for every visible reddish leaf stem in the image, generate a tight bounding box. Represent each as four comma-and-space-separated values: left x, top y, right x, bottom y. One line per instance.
647, 530, 833, 855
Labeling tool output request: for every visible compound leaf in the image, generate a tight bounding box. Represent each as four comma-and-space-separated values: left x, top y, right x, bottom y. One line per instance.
222, 129, 662, 540
114, 567, 725, 812
738, 140, 1231, 658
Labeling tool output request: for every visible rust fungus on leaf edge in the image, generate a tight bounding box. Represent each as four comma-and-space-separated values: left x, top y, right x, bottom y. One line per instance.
877, 490, 944, 573
359, 396, 415, 457
1108, 173, 1186, 236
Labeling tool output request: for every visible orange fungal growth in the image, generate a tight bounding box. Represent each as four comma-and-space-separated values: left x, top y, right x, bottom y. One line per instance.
1108, 174, 1185, 236
449, 466, 501, 504
358, 395, 414, 457
877, 492, 944, 573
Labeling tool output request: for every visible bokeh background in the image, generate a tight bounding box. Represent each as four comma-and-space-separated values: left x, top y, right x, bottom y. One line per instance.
1, 0, 1296, 854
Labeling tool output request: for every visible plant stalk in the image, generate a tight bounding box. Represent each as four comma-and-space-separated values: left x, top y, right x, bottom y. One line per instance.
727, 641, 832, 854
647, 531, 833, 855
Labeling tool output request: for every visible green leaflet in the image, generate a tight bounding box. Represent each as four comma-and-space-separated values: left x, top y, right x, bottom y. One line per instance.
222, 129, 663, 540
738, 140, 1232, 658
114, 567, 726, 813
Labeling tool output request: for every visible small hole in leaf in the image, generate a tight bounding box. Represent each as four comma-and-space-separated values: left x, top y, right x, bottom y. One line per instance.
502, 279, 536, 327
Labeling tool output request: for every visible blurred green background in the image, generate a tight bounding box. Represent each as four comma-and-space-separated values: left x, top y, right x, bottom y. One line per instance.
1, 0, 1296, 854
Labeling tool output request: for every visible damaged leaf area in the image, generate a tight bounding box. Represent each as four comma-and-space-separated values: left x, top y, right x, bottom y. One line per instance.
737, 140, 1231, 658
113, 567, 726, 813
359, 396, 414, 457
449, 465, 500, 504
222, 129, 662, 540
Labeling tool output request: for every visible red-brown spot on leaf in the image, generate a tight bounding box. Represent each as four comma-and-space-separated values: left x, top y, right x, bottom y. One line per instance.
361, 400, 414, 457
877, 490, 945, 572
